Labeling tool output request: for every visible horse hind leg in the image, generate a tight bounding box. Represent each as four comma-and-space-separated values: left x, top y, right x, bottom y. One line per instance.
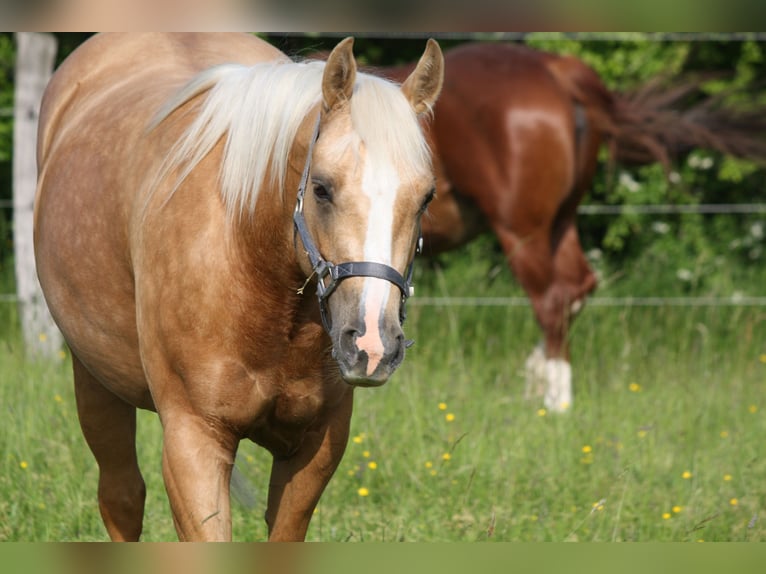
494, 226, 576, 413
72, 355, 146, 541
527, 225, 597, 412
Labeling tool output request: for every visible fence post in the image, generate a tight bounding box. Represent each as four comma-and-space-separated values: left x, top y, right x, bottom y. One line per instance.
13, 32, 61, 358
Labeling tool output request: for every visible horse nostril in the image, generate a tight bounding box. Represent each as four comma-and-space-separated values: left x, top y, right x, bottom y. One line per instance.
339, 326, 362, 362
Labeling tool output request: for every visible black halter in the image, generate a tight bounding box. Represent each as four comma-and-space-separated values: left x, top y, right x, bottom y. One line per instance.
292, 114, 419, 335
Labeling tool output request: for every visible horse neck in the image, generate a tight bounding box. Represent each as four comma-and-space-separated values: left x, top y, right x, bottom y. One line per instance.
233, 184, 301, 296
227, 109, 326, 339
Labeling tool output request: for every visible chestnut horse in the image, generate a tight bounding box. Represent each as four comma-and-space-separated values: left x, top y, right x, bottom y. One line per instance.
376, 42, 766, 412
34, 33, 443, 541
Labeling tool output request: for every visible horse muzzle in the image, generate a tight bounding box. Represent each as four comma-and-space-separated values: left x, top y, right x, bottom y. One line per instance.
332, 319, 406, 386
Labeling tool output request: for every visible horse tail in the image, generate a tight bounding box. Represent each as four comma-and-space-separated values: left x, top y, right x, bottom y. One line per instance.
608, 75, 766, 167
545, 54, 766, 170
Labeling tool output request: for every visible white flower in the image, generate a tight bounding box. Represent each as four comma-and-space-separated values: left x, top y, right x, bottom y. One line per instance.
688, 155, 701, 168
668, 171, 682, 184
688, 154, 713, 170
750, 222, 763, 240
651, 221, 670, 234
676, 268, 693, 282
618, 171, 640, 192
587, 248, 603, 261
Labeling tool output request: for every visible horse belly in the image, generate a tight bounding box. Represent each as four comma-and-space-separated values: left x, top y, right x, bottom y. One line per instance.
35, 152, 152, 410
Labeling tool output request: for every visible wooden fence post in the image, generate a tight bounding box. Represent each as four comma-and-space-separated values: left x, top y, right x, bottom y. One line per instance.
13, 32, 61, 358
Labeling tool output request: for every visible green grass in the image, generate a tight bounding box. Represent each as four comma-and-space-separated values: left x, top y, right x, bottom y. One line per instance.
2, 249, 765, 542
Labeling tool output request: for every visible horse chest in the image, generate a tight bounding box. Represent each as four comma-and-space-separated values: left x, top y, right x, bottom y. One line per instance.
245, 373, 350, 457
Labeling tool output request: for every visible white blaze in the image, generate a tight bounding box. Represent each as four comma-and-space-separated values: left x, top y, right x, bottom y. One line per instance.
355, 154, 400, 376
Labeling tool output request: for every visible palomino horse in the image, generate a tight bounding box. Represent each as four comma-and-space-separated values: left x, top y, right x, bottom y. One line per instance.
375, 41, 766, 412
34, 33, 443, 541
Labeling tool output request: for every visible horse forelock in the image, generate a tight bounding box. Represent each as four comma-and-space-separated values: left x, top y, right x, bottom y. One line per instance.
148, 60, 431, 223
350, 74, 432, 182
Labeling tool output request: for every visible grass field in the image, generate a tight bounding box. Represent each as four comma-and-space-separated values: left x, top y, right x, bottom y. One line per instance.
1, 248, 765, 542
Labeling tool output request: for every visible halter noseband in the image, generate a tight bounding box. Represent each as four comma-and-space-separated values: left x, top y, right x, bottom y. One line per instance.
293, 114, 419, 336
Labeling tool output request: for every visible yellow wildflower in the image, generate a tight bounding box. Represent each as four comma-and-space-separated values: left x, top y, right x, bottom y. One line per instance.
662, 512, 671, 520
629, 382, 642, 392
672, 506, 682, 514
723, 474, 732, 482
20, 461, 28, 470
537, 408, 547, 417
438, 402, 447, 411
442, 452, 452, 461
682, 471, 692, 479
445, 413, 455, 422
730, 498, 738, 506
358, 487, 370, 497
581, 445, 592, 454
367, 461, 377, 470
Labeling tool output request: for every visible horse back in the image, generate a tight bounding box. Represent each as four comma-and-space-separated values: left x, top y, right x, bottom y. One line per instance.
38, 33, 282, 167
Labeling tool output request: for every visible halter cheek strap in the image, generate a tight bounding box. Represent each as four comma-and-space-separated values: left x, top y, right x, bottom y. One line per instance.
292, 114, 419, 337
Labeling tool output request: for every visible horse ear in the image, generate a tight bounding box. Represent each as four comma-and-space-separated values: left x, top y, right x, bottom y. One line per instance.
322, 37, 357, 111
401, 39, 444, 116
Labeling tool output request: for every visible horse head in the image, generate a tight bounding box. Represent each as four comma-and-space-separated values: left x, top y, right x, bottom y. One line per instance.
294, 37, 443, 386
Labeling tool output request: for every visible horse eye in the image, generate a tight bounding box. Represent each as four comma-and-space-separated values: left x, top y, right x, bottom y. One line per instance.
419, 188, 436, 213
313, 181, 332, 203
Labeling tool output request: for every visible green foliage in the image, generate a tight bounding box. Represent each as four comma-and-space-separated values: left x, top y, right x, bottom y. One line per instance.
526, 33, 690, 89
0, 34, 13, 165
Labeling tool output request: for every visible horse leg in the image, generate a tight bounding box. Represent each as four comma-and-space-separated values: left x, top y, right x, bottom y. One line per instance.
507, 221, 596, 412
265, 390, 354, 541
494, 226, 575, 412
553, 223, 597, 320
160, 413, 238, 541
72, 355, 146, 541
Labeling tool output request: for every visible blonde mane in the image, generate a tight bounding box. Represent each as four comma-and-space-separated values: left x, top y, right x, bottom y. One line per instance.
149, 59, 432, 221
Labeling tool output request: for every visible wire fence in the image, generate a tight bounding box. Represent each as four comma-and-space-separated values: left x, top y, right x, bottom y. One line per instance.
409, 296, 766, 308
2, 202, 765, 306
